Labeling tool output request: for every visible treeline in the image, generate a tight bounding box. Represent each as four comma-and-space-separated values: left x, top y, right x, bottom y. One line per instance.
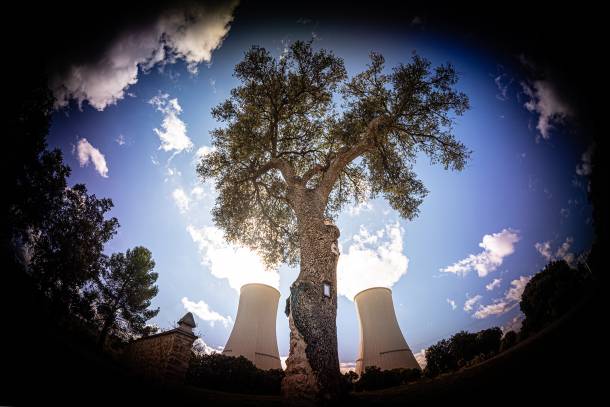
423, 254, 594, 379
342, 253, 595, 391
186, 353, 285, 395
3, 76, 159, 350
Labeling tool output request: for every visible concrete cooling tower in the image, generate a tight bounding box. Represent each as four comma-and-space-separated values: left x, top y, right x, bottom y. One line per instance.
354, 287, 420, 375
222, 283, 281, 370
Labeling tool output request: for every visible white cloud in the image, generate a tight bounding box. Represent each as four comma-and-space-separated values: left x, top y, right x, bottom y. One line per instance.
471, 276, 531, 319
413, 349, 427, 369
446, 298, 457, 310
441, 229, 520, 277
502, 314, 525, 334
473, 301, 514, 319
534, 241, 552, 262
195, 145, 216, 159
149, 93, 193, 153
191, 186, 205, 200
172, 188, 190, 214
51, 2, 238, 110
521, 80, 573, 140
535, 237, 575, 265
193, 145, 217, 167
486, 278, 502, 291
493, 67, 512, 101
555, 237, 575, 265
463, 294, 482, 312
115, 134, 126, 146
505, 275, 531, 302
181, 297, 232, 328
187, 225, 280, 293
347, 201, 373, 217
192, 338, 224, 355
280, 356, 288, 371
340, 362, 357, 374
337, 222, 409, 301
75, 138, 109, 177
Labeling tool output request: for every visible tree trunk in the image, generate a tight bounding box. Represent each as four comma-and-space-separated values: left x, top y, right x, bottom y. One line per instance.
282, 189, 342, 403
97, 315, 114, 349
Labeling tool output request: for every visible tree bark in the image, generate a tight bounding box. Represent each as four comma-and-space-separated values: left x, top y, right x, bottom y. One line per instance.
282, 188, 343, 403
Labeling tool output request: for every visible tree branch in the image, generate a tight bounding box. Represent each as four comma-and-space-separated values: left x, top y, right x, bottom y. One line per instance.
316, 117, 385, 198
236, 157, 297, 185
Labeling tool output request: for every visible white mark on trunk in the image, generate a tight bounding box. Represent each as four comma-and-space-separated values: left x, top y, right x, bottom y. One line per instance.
331, 242, 339, 256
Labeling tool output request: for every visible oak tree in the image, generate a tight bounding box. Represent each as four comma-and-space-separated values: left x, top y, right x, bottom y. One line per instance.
197, 40, 470, 400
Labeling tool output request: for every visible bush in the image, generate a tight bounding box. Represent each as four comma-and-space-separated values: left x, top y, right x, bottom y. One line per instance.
520, 260, 592, 337
424, 327, 502, 377
185, 353, 284, 395
353, 366, 421, 391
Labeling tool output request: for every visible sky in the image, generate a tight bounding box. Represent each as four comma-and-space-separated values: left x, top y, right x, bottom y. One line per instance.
45, 2, 594, 370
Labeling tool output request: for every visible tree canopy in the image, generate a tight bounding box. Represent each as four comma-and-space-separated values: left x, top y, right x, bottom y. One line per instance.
29, 183, 118, 317
198, 40, 470, 267
97, 246, 159, 345
520, 259, 592, 336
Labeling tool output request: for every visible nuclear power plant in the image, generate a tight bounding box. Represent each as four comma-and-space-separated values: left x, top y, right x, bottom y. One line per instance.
354, 287, 420, 374
222, 283, 282, 370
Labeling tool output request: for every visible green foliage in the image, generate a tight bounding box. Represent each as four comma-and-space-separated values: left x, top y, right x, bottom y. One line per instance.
4, 72, 158, 349
186, 353, 285, 395
29, 183, 118, 318
197, 40, 470, 268
520, 259, 592, 337
96, 246, 159, 345
352, 366, 421, 391
424, 339, 453, 377
424, 327, 502, 377
3, 74, 70, 264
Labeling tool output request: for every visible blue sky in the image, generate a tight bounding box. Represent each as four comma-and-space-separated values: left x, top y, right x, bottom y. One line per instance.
47, 5, 593, 368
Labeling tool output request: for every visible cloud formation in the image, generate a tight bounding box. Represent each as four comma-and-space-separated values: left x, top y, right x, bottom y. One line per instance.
471, 276, 531, 319
192, 338, 224, 355
463, 294, 482, 312
535, 236, 575, 265
149, 93, 193, 153
339, 362, 357, 373
493, 66, 512, 101
446, 298, 457, 310
75, 138, 109, 177
347, 201, 373, 217
486, 278, 502, 291
441, 229, 520, 277
521, 80, 573, 140
181, 297, 232, 328
187, 225, 280, 293
172, 188, 190, 214
51, 2, 238, 111
337, 222, 409, 301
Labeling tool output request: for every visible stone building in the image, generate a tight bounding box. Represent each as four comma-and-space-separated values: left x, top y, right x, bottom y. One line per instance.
124, 312, 197, 383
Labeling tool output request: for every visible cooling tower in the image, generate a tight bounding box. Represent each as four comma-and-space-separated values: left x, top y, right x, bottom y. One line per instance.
222, 283, 281, 370
354, 287, 420, 375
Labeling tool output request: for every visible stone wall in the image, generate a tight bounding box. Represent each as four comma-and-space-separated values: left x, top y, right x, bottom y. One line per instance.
124, 322, 196, 383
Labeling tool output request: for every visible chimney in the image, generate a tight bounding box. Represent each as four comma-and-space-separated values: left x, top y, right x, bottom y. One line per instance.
222, 283, 281, 370
354, 287, 420, 375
